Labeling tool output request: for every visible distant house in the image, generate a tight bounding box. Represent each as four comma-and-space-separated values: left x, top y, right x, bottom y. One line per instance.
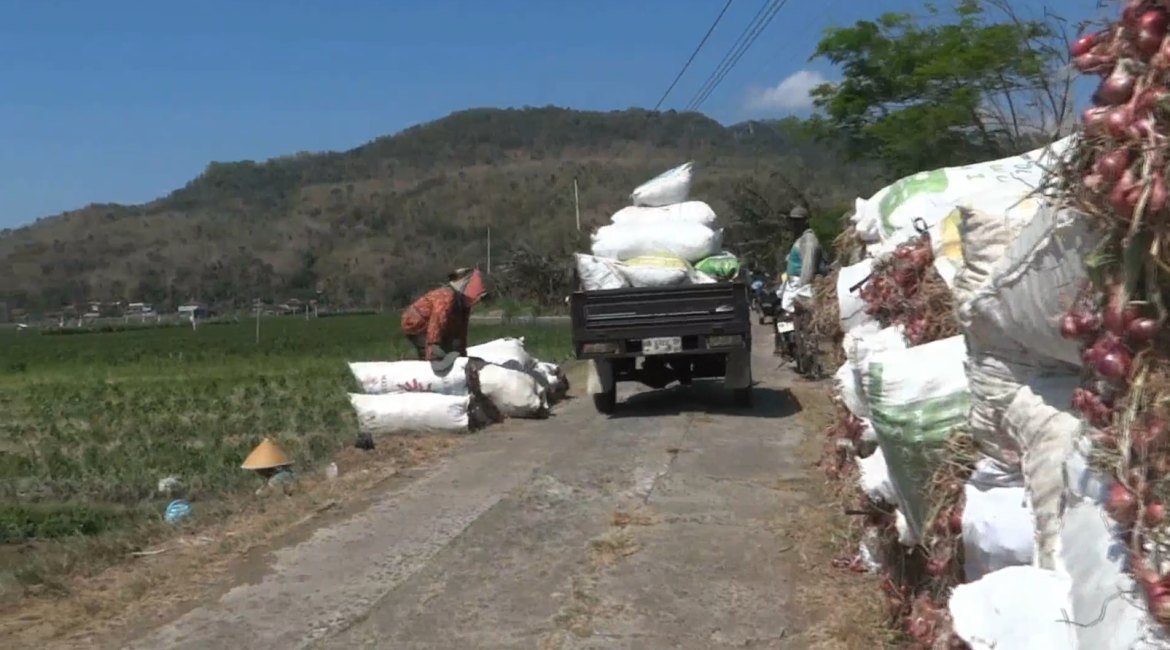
177, 304, 211, 319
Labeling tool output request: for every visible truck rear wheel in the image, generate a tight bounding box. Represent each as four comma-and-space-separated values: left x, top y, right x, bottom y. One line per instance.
593, 387, 617, 414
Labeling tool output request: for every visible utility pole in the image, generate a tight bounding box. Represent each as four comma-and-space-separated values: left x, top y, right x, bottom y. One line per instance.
574, 178, 581, 231
487, 226, 491, 274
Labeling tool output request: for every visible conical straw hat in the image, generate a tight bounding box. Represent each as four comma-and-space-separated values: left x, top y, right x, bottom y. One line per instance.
241, 437, 292, 470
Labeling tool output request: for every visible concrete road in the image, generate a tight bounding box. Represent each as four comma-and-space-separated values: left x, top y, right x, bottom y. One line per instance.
123, 325, 812, 650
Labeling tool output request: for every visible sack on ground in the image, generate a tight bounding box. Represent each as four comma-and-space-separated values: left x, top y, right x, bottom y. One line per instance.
348, 359, 470, 395
478, 364, 549, 418
530, 361, 569, 402
864, 335, 970, 540
948, 565, 1075, 650
630, 162, 693, 207
961, 459, 1033, 582
576, 254, 629, 291
349, 392, 471, 434
610, 200, 716, 227
694, 252, 740, 280
620, 254, 694, 287
590, 221, 722, 263
467, 337, 536, 372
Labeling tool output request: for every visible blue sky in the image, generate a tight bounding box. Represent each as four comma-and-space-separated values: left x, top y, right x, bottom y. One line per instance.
0, 0, 1102, 228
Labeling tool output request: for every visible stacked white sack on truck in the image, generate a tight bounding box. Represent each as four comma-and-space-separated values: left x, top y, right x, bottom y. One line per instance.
577, 162, 738, 290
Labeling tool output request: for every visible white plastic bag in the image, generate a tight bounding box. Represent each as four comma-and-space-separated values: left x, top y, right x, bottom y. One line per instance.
575, 253, 629, 291
349, 392, 470, 434
610, 200, 716, 227
478, 364, 549, 418
962, 459, 1033, 582
467, 337, 536, 372
630, 162, 692, 207
864, 336, 970, 540
948, 565, 1076, 650
348, 360, 471, 395
834, 363, 865, 417
590, 222, 722, 263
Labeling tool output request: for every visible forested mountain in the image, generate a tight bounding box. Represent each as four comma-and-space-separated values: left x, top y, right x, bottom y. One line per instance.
0, 107, 887, 313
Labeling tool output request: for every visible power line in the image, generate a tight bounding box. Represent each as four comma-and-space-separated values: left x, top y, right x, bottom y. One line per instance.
684, 0, 774, 113
755, 0, 844, 79
689, 0, 792, 113
652, 0, 737, 111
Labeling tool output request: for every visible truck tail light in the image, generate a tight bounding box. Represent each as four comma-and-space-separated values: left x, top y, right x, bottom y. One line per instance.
583, 342, 620, 355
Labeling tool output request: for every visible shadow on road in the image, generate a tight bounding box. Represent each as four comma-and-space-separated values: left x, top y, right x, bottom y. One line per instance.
608, 381, 802, 420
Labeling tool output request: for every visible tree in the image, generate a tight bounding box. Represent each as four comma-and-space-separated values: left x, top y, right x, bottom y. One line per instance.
806, 0, 1073, 176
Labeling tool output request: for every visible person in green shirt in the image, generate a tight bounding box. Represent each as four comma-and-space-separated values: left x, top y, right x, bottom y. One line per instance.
779, 206, 824, 313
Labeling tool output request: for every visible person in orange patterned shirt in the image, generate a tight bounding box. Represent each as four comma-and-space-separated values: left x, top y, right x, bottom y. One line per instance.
400, 268, 488, 372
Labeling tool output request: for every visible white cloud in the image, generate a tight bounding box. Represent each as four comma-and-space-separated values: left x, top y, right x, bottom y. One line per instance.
745, 70, 829, 112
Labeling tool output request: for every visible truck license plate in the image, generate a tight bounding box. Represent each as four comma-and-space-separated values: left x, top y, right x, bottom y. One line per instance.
643, 337, 682, 355
775, 321, 795, 334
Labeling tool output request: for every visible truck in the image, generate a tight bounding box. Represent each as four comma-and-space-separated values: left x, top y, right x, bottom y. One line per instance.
568, 282, 754, 414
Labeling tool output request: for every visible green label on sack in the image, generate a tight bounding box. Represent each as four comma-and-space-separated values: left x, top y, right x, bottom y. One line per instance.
877, 168, 950, 235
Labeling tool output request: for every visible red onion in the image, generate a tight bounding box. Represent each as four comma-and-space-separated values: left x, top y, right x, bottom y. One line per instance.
926, 557, 948, 577
1075, 309, 1102, 335
1107, 106, 1136, 140
1110, 169, 1140, 216
1083, 106, 1111, 135
1138, 29, 1165, 57
1122, 1, 1144, 28
1095, 149, 1133, 181
1139, 9, 1169, 35
948, 511, 963, 534
1099, 62, 1137, 105
1104, 286, 1137, 335
1097, 348, 1134, 380
1071, 32, 1101, 57
1137, 87, 1170, 114
1149, 173, 1169, 213
1145, 501, 1167, 526
1128, 317, 1160, 341
1106, 482, 1139, 524
1061, 314, 1080, 339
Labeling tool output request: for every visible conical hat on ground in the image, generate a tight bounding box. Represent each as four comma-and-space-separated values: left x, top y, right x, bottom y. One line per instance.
241, 437, 292, 470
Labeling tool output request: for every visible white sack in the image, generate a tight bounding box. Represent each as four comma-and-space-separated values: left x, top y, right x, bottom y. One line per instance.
858, 138, 1072, 253
575, 253, 629, 291
610, 200, 717, 227
530, 361, 568, 402
837, 259, 875, 335
349, 392, 470, 434
966, 203, 1099, 367
948, 565, 1076, 650
590, 222, 722, 263
962, 459, 1034, 582
1003, 380, 1080, 570
619, 264, 692, 287
847, 325, 907, 419
953, 206, 1039, 306
467, 337, 536, 372
1060, 447, 1170, 650
478, 364, 549, 418
834, 363, 865, 417
858, 448, 896, 504
865, 336, 970, 540
348, 359, 470, 395
853, 197, 881, 243
630, 162, 692, 207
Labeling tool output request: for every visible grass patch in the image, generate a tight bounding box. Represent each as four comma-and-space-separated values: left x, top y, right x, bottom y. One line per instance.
0, 316, 571, 598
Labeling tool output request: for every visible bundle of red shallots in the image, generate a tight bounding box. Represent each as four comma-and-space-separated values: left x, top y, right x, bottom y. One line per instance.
859, 235, 960, 346
1066, 0, 1170, 625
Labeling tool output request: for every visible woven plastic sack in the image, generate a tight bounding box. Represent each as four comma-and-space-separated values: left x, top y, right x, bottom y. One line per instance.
630, 162, 692, 207
693, 252, 740, 280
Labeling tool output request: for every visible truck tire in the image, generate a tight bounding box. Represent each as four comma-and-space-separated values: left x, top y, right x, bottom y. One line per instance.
593, 387, 617, 414
732, 387, 753, 408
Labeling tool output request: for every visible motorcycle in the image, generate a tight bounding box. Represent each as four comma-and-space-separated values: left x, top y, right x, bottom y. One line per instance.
773, 301, 823, 378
